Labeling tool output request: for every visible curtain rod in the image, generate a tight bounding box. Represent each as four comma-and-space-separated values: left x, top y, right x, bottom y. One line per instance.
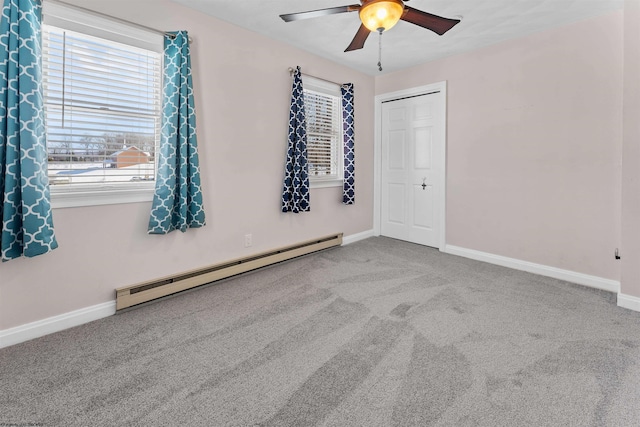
46, 0, 193, 43
288, 67, 347, 88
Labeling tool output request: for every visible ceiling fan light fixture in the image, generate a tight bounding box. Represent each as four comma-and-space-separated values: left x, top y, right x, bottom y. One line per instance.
359, 0, 404, 32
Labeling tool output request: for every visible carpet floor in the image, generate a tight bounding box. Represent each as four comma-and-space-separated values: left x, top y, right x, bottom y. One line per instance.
2, 237, 640, 426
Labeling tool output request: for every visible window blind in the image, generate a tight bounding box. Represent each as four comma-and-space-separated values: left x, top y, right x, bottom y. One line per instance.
304, 89, 341, 178
42, 25, 162, 187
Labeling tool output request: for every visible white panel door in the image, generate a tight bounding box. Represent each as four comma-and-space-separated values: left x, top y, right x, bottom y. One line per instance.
381, 93, 443, 247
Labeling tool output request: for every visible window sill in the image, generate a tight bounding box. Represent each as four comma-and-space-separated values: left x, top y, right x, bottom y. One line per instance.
310, 179, 343, 189
50, 184, 154, 209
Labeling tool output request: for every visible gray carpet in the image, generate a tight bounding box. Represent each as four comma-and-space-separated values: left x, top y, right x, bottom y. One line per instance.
2, 236, 640, 426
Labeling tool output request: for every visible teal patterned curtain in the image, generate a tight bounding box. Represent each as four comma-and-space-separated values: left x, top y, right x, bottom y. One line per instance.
0, 0, 57, 262
148, 31, 205, 234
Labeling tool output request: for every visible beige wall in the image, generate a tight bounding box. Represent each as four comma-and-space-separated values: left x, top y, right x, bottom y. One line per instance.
621, 0, 640, 299
0, 0, 375, 330
377, 11, 623, 281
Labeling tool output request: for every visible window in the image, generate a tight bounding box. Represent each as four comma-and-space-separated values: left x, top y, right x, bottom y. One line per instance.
42, 2, 163, 208
303, 77, 344, 188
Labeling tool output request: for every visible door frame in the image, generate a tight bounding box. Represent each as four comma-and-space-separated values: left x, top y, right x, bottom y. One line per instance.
373, 81, 448, 250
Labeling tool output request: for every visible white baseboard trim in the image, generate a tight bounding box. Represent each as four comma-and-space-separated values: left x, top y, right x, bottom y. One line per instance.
2, 241, 627, 349
0, 301, 116, 349
617, 292, 640, 312
0, 231, 373, 349
443, 245, 620, 293
342, 229, 375, 246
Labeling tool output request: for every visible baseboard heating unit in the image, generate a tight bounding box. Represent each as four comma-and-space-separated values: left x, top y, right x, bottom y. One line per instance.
115, 233, 343, 311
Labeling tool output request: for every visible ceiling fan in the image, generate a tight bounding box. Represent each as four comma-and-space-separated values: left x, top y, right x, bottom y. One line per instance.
279, 0, 460, 53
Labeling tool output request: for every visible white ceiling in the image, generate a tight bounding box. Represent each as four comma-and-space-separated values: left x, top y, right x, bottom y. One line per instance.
170, 0, 623, 75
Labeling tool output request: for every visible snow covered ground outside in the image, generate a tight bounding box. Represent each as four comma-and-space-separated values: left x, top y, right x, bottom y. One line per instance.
49, 162, 155, 185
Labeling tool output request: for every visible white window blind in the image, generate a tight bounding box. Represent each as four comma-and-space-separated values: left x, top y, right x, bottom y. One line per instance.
303, 76, 343, 184
42, 24, 162, 190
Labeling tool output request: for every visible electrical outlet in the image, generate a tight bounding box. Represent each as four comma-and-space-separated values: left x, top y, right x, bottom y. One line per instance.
244, 233, 252, 248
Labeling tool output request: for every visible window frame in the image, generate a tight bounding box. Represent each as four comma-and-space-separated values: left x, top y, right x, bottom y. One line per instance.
303, 76, 344, 189
42, 1, 163, 209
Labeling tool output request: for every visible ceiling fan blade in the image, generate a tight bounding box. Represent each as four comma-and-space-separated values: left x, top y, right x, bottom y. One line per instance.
400, 6, 460, 35
344, 24, 371, 52
280, 5, 360, 22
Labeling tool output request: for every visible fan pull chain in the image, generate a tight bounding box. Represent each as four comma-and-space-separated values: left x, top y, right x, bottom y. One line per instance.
377, 29, 383, 72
